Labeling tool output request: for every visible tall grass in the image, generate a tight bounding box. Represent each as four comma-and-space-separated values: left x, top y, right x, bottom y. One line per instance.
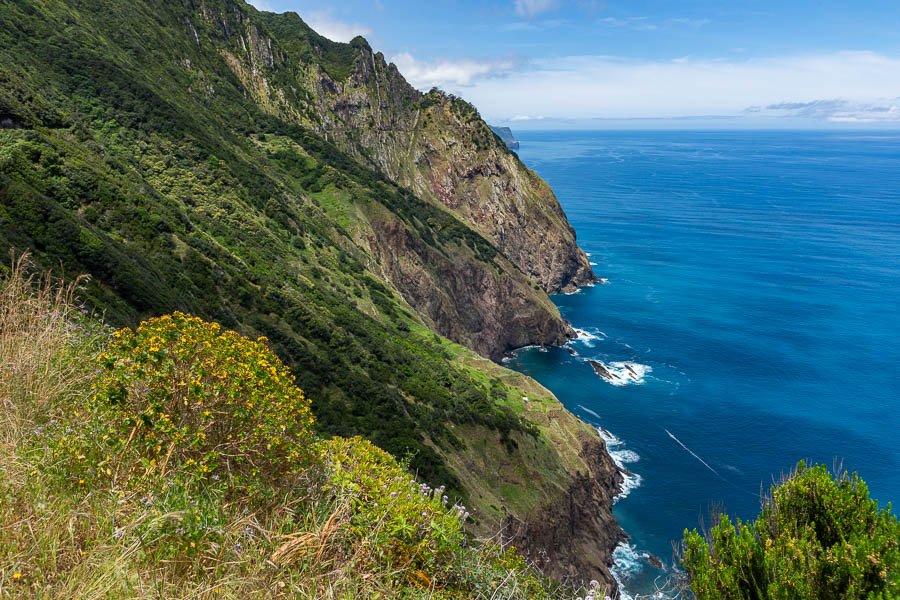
0, 251, 95, 444
0, 252, 583, 600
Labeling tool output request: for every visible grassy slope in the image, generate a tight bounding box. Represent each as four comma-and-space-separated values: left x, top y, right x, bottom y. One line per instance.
0, 0, 608, 547
0, 259, 579, 599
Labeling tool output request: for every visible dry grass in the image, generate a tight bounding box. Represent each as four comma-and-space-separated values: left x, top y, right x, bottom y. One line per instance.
0, 251, 572, 600
0, 251, 94, 444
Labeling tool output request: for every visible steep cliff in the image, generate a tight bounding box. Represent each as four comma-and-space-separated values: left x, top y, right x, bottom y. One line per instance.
489, 125, 521, 149
0, 0, 620, 590
183, 4, 588, 358
233, 10, 598, 297
440, 350, 626, 590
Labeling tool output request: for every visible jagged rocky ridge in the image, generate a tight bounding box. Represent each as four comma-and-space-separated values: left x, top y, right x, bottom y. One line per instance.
0, 0, 622, 591
219, 10, 598, 357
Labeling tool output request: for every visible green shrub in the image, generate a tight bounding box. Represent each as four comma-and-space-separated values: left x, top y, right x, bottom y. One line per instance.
45, 312, 316, 496
682, 461, 899, 600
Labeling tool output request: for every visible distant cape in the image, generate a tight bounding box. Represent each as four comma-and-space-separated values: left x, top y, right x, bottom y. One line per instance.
489, 125, 520, 149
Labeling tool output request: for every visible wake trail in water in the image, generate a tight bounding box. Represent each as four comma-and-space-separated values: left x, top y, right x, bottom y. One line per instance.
665, 429, 761, 500
665, 429, 720, 477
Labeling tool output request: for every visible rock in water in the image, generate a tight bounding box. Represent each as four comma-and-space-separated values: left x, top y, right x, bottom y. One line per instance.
589, 360, 614, 381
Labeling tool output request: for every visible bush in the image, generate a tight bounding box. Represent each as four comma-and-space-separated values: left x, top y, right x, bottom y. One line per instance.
682, 461, 899, 600
87, 312, 315, 491
312, 436, 467, 573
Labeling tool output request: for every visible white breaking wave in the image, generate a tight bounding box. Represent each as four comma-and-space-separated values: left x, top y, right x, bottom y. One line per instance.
612, 544, 643, 600
614, 449, 641, 464
589, 261, 599, 266
589, 360, 652, 386
597, 427, 643, 503
570, 327, 605, 347
615, 469, 643, 504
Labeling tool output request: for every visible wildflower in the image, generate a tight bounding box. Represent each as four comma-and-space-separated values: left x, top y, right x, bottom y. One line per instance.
12, 573, 22, 580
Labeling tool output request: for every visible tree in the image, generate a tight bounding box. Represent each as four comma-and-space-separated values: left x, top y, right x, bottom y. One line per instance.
682, 461, 899, 600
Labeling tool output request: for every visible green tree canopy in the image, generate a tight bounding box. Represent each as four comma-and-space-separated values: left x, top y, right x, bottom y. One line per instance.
683, 461, 899, 600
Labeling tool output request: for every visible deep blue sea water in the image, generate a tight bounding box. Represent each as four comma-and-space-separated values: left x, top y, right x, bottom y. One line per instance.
504, 131, 900, 598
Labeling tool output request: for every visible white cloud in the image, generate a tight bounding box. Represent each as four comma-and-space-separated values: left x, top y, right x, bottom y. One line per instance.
753, 99, 900, 123
510, 114, 545, 121
303, 10, 372, 43
391, 53, 519, 90
454, 51, 900, 122
515, 0, 559, 18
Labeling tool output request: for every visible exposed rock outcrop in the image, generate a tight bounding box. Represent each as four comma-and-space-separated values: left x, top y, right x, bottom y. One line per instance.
505, 432, 626, 591
301, 48, 598, 296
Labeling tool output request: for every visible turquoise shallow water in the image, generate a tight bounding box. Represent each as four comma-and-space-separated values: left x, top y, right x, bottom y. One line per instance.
504, 131, 900, 597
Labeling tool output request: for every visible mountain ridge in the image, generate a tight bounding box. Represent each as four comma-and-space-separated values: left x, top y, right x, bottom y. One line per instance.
0, 0, 622, 590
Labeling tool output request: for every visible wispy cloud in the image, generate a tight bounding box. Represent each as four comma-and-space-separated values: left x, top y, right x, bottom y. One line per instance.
514, 0, 559, 18
500, 18, 570, 31
749, 99, 900, 123
599, 16, 710, 31
302, 10, 372, 43
391, 53, 520, 90
453, 50, 900, 122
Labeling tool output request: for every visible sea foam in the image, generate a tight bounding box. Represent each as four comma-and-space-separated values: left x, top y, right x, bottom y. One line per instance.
597, 427, 643, 503
570, 327, 605, 347
612, 543, 644, 598
589, 360, 652, 386
578, 404, 601, 420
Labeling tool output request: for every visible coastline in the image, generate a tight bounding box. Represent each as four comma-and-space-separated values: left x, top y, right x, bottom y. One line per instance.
499, 280, 634, 595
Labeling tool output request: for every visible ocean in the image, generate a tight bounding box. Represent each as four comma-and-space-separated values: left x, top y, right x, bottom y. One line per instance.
503, 130, 900, 598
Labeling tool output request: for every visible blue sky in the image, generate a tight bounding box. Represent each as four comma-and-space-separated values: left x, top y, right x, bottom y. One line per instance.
248, 0, 900, 127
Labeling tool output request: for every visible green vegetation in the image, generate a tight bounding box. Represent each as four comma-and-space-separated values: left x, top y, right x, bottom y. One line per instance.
682, 461, 899, 600
1, 257, 568, 599
0, 0, 622, 590
0, 0, 532, 502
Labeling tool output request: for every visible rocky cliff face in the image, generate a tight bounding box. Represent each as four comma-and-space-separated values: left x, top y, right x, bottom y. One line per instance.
505, 432, 626, 589
433, 355, 626, 592
230, 11, 598, 298
200, 7, 589, 358
5, 0, 622, 588
301, 47, 598, 296
364, 209, 572, 360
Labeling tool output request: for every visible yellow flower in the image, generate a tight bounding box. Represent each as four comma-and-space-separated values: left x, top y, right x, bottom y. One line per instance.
12, 573, 22, 579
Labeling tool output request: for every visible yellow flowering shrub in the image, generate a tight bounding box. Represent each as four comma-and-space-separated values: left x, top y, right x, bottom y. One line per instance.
319, 436, 466, 571
92, 312, 314, 487
310, 437, 556, 597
